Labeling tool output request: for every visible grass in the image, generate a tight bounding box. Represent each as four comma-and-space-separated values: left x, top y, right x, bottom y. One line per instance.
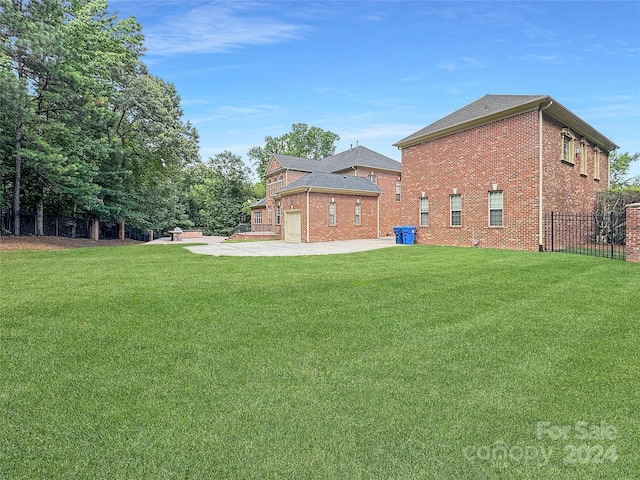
1, 244, 638, 479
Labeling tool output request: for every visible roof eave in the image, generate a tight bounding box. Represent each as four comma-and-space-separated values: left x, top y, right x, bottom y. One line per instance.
333, 165, 401, 174
545, 101, 618, 151
278, 186, 382, 197
393, 95, 618, 152
393, 99, 547, 149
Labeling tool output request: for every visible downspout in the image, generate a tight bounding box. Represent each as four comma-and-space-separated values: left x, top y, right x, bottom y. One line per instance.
377, 195, 381, 238
539, 100, 553, 252
306, 188, 311, 243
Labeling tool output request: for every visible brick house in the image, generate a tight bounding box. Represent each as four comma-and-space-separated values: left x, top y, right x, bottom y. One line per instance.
394, 95, 618, 251
249, 146, 402, 242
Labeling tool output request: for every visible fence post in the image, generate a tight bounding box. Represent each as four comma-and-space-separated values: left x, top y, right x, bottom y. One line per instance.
625, 203, 640, 263
91, 219, 99, 241
609, 211, 614, 259
550, 211, 554, 252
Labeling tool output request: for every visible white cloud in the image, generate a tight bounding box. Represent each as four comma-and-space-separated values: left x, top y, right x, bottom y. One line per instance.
143, 3, 308, 55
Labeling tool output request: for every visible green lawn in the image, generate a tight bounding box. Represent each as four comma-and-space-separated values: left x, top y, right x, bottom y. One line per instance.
1, 244, 638, 479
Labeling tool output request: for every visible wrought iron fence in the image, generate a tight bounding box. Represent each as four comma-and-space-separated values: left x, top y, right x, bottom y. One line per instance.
544, 211, 626, 260
1, 210, 159, 242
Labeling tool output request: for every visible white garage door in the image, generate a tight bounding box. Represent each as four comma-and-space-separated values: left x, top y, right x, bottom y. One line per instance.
284, 211, 301, 243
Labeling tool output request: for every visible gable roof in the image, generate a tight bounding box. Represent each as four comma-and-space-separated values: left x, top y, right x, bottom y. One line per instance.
322, 145, 401, 173
394, 94, 618, 151
276, 172, 383, 196
268, 154, 323, 174
266, 146, 400, 176
249, 197, 266, 209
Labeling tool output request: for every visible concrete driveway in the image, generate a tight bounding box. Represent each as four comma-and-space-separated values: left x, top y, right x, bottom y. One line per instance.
148, 236, 399, 256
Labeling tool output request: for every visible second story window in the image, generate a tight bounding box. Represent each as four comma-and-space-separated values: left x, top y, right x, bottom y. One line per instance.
561, 128, 576, 165
395, 181, 401, 202
580, 139, 589, 176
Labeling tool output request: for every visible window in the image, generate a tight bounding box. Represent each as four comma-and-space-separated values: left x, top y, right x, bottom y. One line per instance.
450, 194, 462, 226
329, 201, 336, 226
254, 211, 262, 224
369, 173, 377, 185
267, 179, 271, 197
594, 146, 601, 180
354, 203, 361, 226
419, 197, 429, 226
395, 181, 401, 202
489, 191, 503, 227
268, 207, 272, 225
580, 139, 589, 176
561, 128, 576, 164
276, 206, 281, 225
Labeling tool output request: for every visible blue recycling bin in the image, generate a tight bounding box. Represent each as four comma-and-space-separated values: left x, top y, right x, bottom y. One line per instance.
402, 226, 416, 245
393, 226, 403, 244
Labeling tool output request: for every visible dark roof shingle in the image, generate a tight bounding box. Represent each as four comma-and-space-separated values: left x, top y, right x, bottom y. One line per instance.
277, 172, 383, 195
395, 94, 547, 146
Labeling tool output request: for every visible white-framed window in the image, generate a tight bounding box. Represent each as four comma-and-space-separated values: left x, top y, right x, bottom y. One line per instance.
329, 201, 336, 226
267, 179, 271, 197
369, 173, 377, 185
489, 191, 503, 227
254, 211, 262, 224
419, 197, 429, 226
580, 138, 589, 176
561, 128, 576, 164
450, 194, 462, 226
594, 146, 601, 180
395, 181, 401, 202
276, 206, 281, 225
268, 206, 272, 225
355, 202, 361, 225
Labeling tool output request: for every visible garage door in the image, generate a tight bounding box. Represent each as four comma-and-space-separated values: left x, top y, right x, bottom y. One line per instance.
284, 211, 301, 243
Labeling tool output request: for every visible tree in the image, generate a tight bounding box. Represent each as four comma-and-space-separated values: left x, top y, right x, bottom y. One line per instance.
248, 123, 340, 181
609, 151, 640, 189
0, 0, 199, 235
181, 152, 253, 235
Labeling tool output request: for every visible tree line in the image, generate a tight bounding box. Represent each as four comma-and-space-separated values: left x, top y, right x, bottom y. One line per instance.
0, 0, 342, 237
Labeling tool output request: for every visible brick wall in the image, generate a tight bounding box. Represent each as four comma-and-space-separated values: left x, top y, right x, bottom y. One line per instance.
541, 115, 609, 214
351, 168, 402, 237
400, 109, 610, 251
281, 191, 378, 242
626, 203, 640, 263
401, 110, 541, 250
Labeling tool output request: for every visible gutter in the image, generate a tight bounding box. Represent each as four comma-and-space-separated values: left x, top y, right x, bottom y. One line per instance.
539, 100, 553, 252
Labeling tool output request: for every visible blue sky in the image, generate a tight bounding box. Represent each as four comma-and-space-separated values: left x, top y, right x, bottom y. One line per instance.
109, 0, 640, 178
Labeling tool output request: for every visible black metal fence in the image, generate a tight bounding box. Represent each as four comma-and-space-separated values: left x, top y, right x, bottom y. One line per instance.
544, 211, 626, 260
1, 210, 159, 242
